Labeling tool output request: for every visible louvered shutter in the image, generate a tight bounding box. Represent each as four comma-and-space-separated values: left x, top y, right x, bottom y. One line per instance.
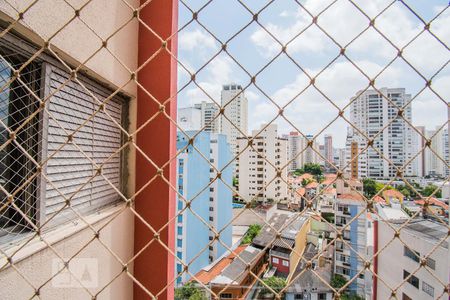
43, 64, 124, 223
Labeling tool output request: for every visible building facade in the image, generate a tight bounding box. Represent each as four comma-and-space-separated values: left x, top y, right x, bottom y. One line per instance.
375, 219, 448, 300
220, 84, 248, 155
346, 88, 414, 178
324, 134, 333, 170
177, 107, 202, 131
334, 180, 368, 297
175, 131, 233, 285
236, 124, 287, 202
194, 101, 220, 133
424, 127, 448, 178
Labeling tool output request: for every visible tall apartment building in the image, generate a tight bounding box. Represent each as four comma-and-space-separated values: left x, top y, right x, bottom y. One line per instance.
334, 179, 369, 297
175, 131, 232, 285
375, 219, 448, 300
178, 107, 202, 131
346, 88, 414, 178
194, 101, 220, 133
424, 127, 448, 177
324, 134, 333, 170
415, 126, 426, 177
334, 148, 346, 172
220, 84, 248, 155
286, 131, 304, 171
236, 124, 288, 202
286, 132, 321, 171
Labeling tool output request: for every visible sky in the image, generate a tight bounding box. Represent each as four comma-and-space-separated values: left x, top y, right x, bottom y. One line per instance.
177, 0, 450, 148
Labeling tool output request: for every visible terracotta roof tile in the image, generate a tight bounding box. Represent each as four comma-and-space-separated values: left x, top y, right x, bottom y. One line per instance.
194, 245, 247, 284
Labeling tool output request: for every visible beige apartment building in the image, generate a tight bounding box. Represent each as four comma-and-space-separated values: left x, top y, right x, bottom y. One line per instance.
236, 123, 288, 202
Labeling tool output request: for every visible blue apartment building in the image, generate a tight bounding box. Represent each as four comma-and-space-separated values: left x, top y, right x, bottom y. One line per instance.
175, 131, 233, 286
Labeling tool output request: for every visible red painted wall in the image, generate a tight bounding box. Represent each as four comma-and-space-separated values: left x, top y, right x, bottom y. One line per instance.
134, 1, 178, 299
271, 255, 290, 275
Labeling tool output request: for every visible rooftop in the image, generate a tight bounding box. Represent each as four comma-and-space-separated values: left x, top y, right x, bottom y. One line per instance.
252, 213, 308, 248
414, 197, 449, 210
376, 205, 409, 220
390, 219, 449, 249
210, 245, 264, 285
287, 243, 332, 294
195, 245, 247, 285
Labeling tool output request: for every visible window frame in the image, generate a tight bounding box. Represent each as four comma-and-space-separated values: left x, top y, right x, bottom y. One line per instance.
0, 31, 130, 240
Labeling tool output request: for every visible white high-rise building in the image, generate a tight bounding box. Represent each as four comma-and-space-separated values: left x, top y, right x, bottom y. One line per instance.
220, 84, 248, 155
285, 132, 320, 171
424, 127, 448, 177
236, 124, 287, 202
324, 134, 333, 170
346, 88, 414, 178
178, 107, 201, 131
194, 101, 220, 133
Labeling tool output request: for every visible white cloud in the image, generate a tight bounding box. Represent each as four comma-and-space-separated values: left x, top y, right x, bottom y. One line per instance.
179, 29, 216, 51
182, 55, 235, 106
250, 0, 449, 76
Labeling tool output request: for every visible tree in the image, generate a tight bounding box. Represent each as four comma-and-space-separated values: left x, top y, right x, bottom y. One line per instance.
175, 282, 207, 300
330, 274, 347, 289
303, 163, 322, 176
341, 294, 364, 300
398, 185, 410, 198
362, 178, 377, 198
422, 184, 442, 198
241, 224, 262, 245
301, 178, 313, 186
330, 275, 364, 300
260, 276, 287, 295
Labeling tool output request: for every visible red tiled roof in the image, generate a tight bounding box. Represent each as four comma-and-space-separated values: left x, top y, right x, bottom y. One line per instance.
373, 195, 386, 204
195, 245, 247, 284
295, 188, 306, 197
306, 182, 319, 189
322, 187, 336, 195
383, 189, 403, 199
414, 197, 448, 210
337, 193, 364, 201
299, 173, 314, 181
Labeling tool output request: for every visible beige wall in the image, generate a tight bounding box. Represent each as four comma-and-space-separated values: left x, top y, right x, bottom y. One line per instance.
0, 206, 134, 300
0, 2, 138, 299
288, 218, 311, 282
376, 220, 448, 300
0, 0, 139, 97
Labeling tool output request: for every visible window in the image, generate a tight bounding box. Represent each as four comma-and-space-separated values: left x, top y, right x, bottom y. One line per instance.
403, 270, 419, 289
209, 207, 214, 211
220, 293, 232, 299
272, 257, 279, 264
282, 260, 289, 267
402, 293, 412, 300
403, 246, 420, 263
0, 38, 128, 239
177, 239, 182, 248
422, 281, 434, 297
318, 293, 327, 300
0, 49, 40, 235
294, 295, 304, 300
426, 258, 436, 270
